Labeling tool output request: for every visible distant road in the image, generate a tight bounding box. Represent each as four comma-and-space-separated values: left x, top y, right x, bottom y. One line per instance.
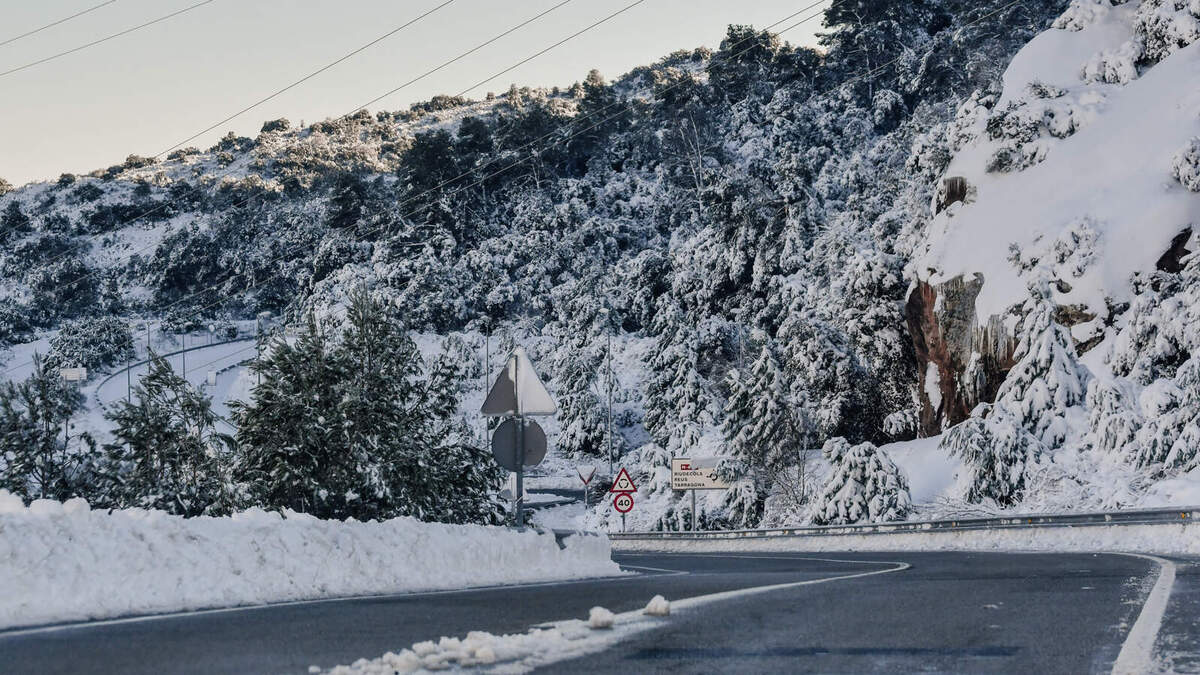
3, 551, 1196, 673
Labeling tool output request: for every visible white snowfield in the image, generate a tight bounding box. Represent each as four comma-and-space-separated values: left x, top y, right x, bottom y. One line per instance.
0, 491, 621, 631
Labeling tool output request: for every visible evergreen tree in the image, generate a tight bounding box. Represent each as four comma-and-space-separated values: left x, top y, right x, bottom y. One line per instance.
993, 278, 1090, 448
0, 355, 92, 501
233, 314, 344, 516
810, 437, 911, 524
553, 334, 609, 458
722, 343, 798, 473
940, 404, 1041, 506
233, 291, 503, 523
104, 352, 235, 515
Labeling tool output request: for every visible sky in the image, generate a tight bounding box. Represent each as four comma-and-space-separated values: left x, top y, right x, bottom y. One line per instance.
0, 0, 826, 187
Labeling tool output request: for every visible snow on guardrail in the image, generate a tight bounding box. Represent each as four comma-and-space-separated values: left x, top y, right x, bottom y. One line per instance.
609, 506, 1200, 555
0, 491, 621, 632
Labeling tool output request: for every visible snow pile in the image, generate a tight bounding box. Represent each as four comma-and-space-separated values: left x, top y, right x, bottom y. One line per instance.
643, 594, 670, 616
0, 491, 621, 631
320, 603, 670, 674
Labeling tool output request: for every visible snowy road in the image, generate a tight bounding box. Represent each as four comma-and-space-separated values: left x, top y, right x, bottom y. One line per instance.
3, 551, 1197, 673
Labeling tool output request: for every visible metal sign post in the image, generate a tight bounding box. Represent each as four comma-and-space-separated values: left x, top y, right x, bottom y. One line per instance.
577, 465, 596, 520
482, 346, 557, 530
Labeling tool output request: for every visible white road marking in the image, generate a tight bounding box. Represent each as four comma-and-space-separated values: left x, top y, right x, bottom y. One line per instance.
1111, 553, 1177, 675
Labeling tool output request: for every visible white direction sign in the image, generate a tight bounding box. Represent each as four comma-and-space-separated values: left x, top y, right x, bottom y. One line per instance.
59, 367, 88, 382
671, 457, 729, 490
481, 346, 557, 417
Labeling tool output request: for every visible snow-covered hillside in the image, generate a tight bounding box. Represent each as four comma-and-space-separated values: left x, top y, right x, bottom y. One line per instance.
4, 0, 1198, 533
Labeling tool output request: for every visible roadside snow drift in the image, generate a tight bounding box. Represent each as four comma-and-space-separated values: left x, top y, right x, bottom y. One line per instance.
0, 491, 620, 631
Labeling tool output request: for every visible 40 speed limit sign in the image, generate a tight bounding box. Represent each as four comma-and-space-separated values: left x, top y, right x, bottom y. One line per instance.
612, 492, 634, 514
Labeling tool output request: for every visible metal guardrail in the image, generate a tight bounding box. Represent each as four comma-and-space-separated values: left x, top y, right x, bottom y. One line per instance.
92, 336, 256, 403
609, 505, 1200, 540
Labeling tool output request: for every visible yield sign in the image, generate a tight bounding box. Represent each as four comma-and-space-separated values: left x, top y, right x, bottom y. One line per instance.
610, 467, 636, 493
481, 346, 557, 417
577, 465, 596, 486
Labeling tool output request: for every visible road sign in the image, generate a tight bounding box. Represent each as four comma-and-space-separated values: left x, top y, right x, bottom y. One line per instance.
671, 457, 729, 490
59, 367, 87, 382
481, 346, 557, 417
491, 418, 547, 471
577, 465, 596, 486
610, 467, 637, 493
613, 492, 634, 514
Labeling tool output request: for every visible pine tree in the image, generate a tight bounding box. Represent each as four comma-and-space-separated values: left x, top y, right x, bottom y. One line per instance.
1132, 357, 1200, 473
0, 355, 92, 501
722, 343, 798, 473
993, 278, 1090, 448
104, 352, 235, 515
940, 404, 1041, 506
232, 314, 345, 516
810, 437, 912, 524
552, 333, 608, 458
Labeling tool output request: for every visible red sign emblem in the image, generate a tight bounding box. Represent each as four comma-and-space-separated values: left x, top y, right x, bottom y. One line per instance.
613, 492, 634, 514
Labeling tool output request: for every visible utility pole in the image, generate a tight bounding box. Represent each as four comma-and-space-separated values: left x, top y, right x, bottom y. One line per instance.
181, 331, 187, 379
607, 328, 613, 475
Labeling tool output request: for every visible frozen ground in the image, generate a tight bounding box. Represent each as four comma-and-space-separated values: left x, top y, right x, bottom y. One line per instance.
0, 491, 622, 631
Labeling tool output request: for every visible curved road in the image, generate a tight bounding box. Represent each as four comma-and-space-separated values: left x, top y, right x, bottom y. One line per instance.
3, 551, 1197, 674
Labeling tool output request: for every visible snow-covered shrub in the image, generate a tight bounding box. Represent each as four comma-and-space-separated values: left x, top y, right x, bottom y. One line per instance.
1132, 358, 1200, 471
941, 405, 1042, 506
1054, 0, 1121, 31
810, 438, 912, 525
1171, 136, 1200, 191
45, 316, 135, 373
1135, 0, 1200, 63
1086, 378, 1143, 456
1082, 38, 1144, 84
883, 409, 918, 439
1082, 0, 1200, 83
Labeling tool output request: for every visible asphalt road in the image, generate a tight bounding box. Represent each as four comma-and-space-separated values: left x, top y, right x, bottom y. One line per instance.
2, 551, 1193, 674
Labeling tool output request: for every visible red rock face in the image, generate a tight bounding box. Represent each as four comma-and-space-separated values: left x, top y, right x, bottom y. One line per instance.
904, 276, 1018, 437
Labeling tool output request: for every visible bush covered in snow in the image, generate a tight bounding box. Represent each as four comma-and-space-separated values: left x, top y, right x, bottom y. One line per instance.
810, 438, 912, 525
45, 316, 135, 373
1172, 136, 1200, 191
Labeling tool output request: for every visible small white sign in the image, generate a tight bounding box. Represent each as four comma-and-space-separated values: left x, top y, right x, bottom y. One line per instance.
671, 457, 729, 491
206, 370, 217, 387
59, 367, 88, 382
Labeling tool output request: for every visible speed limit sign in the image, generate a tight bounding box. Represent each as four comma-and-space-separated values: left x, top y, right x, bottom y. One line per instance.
613, 492, 634, 514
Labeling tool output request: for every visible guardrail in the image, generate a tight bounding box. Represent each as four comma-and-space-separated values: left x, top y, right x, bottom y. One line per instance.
92, 336, 256, 402
609, 505, 1199, 540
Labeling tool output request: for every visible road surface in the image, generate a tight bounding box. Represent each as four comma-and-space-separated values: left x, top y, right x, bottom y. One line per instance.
2, 551, 1196, 673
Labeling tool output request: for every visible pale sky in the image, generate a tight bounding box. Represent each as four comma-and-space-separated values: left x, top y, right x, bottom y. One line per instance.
0, 0, 825, 187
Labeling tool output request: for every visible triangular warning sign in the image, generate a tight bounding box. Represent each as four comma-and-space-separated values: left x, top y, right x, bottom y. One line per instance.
481, 346, 557, 417
610, 467, 636, 493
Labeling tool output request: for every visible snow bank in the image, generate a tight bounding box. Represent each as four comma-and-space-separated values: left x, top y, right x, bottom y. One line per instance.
917, 6, 1200, 323
0, 491, 621, 631
610, 520, 1200, 556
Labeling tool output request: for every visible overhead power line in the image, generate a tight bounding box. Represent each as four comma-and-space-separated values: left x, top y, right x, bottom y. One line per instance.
0, 0, 118, 48
0, 0, 213, 79
154, 0, 459, 158
4, 0, 841, 383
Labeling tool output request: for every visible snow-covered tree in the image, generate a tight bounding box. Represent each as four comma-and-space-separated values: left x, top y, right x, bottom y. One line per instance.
810, 437, 912, 524
0, 355, 93, 501
104, 352, 235, 515
941, 404, 1041, 506
992, 279, 1090, 448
